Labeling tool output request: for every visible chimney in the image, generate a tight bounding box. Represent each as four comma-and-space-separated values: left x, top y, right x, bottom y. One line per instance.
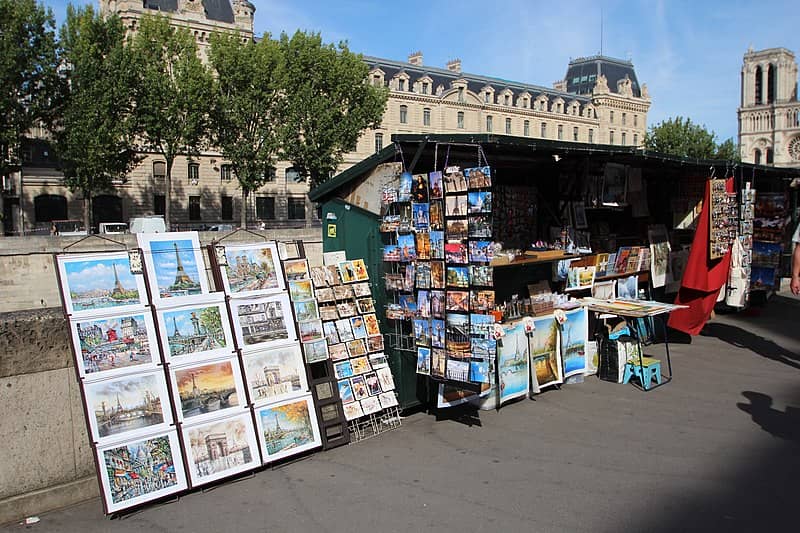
408, 51, 423, 66
446, 58, 462, 74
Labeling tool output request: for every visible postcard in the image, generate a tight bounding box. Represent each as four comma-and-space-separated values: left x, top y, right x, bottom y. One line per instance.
337, 261, 357, 284
335, 318, 355, 341
346, 338, 368, 358
375, 366, 396, 392
416, 232, 431, 260
465, 166, 492, 189
323, 321, 340, 345
417, 290, 431, 318
333, 284, 355, 301
254, 395, 321, 463
446, 290, 470, 312
446, 359, 470, 382
303, 339, 329, 364
429, 171, 443, 199
333, 360, 355, 380
413, 318, 431, 346
445, 219, 468, 241
411, 173, 429, 203
337, 379, 355, 404
378, 391, 399, 409
431, 319, 445, 348
413, 203, 430, 231
470, 265, 493, 286
242, 345, 308, 406
469, 215, 493, 238
444, 169, 467, 193
369, 352, 388, 369
336, 300, 358, 318
470, 290, 495, 312
431, 261, 446, 289
415, 262, 431, 288
398, 171, 413, 202
316, 287, 335, 303
364, 371, 382, 396
349, 315, 368, 339
446, 265, 470, 288
360, 396, 382, 415
229, 293, 295, 353
430, 290, 445, 319
329, 343, 349, 361
363, 313, 381, 336
446, 195, 467, 217
367, 334, 384, 353
430, 231, 445, 259
356, 297, 376, 314
351, 375, 369, 400
343, 400, 364, 421
430, 200, 444, 230
352, 281, 372, 297
383, 244, 400, 262
416, 346, 431, 375
468, 240, 493, 263
468, 191, 492, 214
283, 259, 310, 282
397, 234, 417, 262
170, 358, 247, 423
445, 242, 468, 264
288, 279, 314, 301
309, 266, 329, 288
293, 299, 319, 322
298, 319, 324, 343
319, 304, 339, 321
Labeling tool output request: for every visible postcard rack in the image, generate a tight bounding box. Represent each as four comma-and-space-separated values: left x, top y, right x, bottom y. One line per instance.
347, 406, 401, 443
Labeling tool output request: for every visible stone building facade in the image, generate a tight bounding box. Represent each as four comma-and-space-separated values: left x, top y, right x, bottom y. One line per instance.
738, 47, 800, 167
4, 0, 650, 234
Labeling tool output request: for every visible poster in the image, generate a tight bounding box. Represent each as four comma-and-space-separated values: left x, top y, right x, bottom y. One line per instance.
560, 308, 588, 378
497, 323, 529, 405
648, 224, 671, 288
529, 315, 563, 391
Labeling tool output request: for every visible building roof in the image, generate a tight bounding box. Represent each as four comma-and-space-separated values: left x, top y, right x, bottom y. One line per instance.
362, 56, 592, 104
564, 55, 642, 97
143, 0, 235, 23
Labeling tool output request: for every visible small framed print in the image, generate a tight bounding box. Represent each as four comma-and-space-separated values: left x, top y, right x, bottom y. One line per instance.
343, 401, 364, 421
367, 334, 384, 353
349, 315, 368, 339
319, 403, 341, 423
337, 379, 355, 404
277, 241, 301, 261
356, 297, 376, 314
350, 375, 369, 400
333, 285, 355, 300
293, 299, 319, 322
230, 293, 296, 353
378, 391, 399, 409
298, 319, 324, 343
360, 396, 382, 415
56, 251, 148, 318
323, 321, 340, 345
364, 371, 382, 396
319, 304, 339, 321
376, 366, 396, 392
352, 282, 372, 298
283, 259, 310, 282
333, 360, 354, 379
254, 395, 321, 464
337, 261, 357, 284
156, 300, 235, 363
350, 356, 371, 375
303, 339, 329, 364
346, 338, 368, 358
217, 241, 285, 298
329, 343, 349, 361
288, 280, 314, 301
95, 430, 187, 514
314, 381, 334, 402
182, 412, 260, 487
334, 318, 355, 342
351, 259, 369, 281
446, 291, 470, 312
368, 352, 389, 368
316, 287, 335, 303
137, 232, 211, 306
242, 345, 308, 407
336, 300, 358, 318
169, 358, 247, 423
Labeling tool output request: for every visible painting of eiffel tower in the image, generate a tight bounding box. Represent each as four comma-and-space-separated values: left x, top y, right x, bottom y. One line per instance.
146, 237, 203, 298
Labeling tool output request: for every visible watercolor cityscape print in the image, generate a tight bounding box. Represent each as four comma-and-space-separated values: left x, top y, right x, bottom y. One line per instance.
76, 313, 154, 375
224, 245, 281, 294
164, 306, 227, 358
561, 309, 587, 376
149, 239, 202, 299
186, 416, 255, 481
243, 347, 306, 404
258, 399, 317, 458
87, 373, 166, 439
174, 361, 240, 419
102, 434, 181, 506
64, 257, 141, 313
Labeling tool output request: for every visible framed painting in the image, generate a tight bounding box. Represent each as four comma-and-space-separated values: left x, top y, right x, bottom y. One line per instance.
70, 311, 161, 380
95, 430, 187, 514
303, 339, 329, 363
137, 232, 210, 306
560, 308, 588, 379
83, 370, 173, 444
437, 384, 478, 408
277, 241, 301, 261
217, 241, 284, 298
497, 323, 529, 405
283, 259, 310, 282
229, 293, 296, 353
182, 412, 260, 487
242, 345, 308, 407
293, 299, 319, 322
529, 314, 563, 390
56, 251, 148, 318
157, 300, 235, 363
254, 395, 322, 464
169, 358, 247, 423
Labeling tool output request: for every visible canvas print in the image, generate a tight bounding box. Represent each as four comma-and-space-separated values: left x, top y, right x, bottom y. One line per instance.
293, 299, 319, 322
138, 232, 209, 304
566, 266, 596, 292
430, 200, 444, 230
183, 413, 259, 486
466, 166, 492, 188
416, 346, 431, 375
360, 396, 383, 415
230, 293, 295, 352
617, 275, 639, 299
446, 290, 470, 312
96, 430, 187, 513
346, 338, 368, 358
84, 370, 172, 444
446, 359, 470, 382
429, 171, 443, 199
530, 315, 563, 390
445, 242, 468, 264
351, 375, 369, 400
468, 240, 493, 263
446, 266, 470, 288
437, 384, 478, 408
430, 232, 445, 260
57, 252, 148, 317
398, 171, 413, 202
242, 345, 308, 406
338, 379, 355, 404
343, 401, 365, 421
468, 191, 492, 214
444, 169, 467, 193
71, 312, 160, 380
288, 280, 314, 301
397, 233, 417, 262
157, 301, 234, 363
171, 358, 246, 423
560, 308, 588, 378
446, 195, 467, 217
303, 339, 329, 363
497, 323, 529, 405
411, 173, 429, 203
298, 320, 324, 343
413, 203, 430, 231
469, 215, 493, 238
430, 290, 445, 319
255, 396, 321, 463
446, 219, 468, 240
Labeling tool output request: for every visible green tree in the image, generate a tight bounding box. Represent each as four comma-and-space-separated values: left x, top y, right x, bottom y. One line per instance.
0, 0, 60, 234
55, 5, 141, 232
715, 138, 740, 161
644, 116, 739, 161
278, 31, 387, 188
128, 15, 214, 228
209, 32, 283, 229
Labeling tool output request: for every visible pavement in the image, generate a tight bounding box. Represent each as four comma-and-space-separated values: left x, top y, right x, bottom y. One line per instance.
3, 295, 799, 533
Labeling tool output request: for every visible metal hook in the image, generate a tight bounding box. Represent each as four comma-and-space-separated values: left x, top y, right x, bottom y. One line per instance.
709, 166, 716, 179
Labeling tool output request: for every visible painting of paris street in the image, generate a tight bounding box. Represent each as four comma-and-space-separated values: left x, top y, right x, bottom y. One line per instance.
161, 304, 232, 361
183, 414, 260, 486
220, 242, 284, 296
72, 313, 159, 378
231, 294, 296, 351
57, 253, 146, 316
256, 396, 321, 462
84, 371, 172, 443
98, 431, 187, 513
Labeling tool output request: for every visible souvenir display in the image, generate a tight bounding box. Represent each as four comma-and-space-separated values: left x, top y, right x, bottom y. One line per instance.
708, 178, 737, 260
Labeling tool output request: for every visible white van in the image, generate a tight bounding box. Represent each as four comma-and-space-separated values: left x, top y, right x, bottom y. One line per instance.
129, 216, 166, 233
98, 222, 128, 234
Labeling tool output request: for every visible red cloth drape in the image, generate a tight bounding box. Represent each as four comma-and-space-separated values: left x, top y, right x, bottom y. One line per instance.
667, 178, 733, 335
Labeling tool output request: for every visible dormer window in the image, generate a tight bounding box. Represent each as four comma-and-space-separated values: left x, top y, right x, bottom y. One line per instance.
398, 79, 405, 91
485, 92, 490, 103
504, 94, 510, 106
458, 87, 465, 103
422, 82, 429, 95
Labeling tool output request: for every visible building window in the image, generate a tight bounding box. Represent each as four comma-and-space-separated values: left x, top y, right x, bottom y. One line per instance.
609, 111, 614, 123
372, 75, 381, 87
221, 195, 233, 220
573, 127, 579, 141
486, 115, 493, 132
504, 94, 510, 106
256, 197, 275, 220
188, 162, 199, 184
189, 196, 201, 220
541, 122, 547, 137
622, 112, 627, 126
538, 101, 545, 111
633, 133, 638, 146
523, 120, 530, 136
153, 161, 166, 181
767, 64, 776, 104
457, 112, 464, 129
458, 87, 465, 103
754, 149, 762, 164
220, 164, 233, 181
505, 118, 512, 134
154, 194, 165, 216
557, 124, 563, 140
755, 66, 762, 105
422, 82, 429, 95
621, 132, 626, 145
423, 108, 431, 127
399, 105, 408, 124
588, 129, 594, 143
374, 133, 383, 153
398, 78, 405, 91
523, 98, 529, 108
34, 194, 67, 222
288, 197, 305, 220
609, 131, 615, 144
766, 148, 774, 164
484, 92, 490, 103
633, 114, 638, 127
285, 167, 301, 183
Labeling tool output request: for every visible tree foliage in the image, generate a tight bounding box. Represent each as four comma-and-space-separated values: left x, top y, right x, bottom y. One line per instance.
0, 0, 60, 232
278, 31, 387, 188
644, 116, 739, 161
55, 5, 141, 231
128, 15, 214, 227
209, 32, 283, 228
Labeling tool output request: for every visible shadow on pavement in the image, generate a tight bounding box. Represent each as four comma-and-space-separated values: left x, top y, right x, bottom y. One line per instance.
701, 322, 800, 370
737, 391, 800, 442
433, 403, 482, 427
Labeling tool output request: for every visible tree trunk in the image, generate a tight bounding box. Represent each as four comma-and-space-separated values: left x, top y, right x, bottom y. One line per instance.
241, 188, 248, 229
165, 159, 173, 231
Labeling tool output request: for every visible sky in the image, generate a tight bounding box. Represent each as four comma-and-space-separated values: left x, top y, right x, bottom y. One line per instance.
47, 0, 800, 143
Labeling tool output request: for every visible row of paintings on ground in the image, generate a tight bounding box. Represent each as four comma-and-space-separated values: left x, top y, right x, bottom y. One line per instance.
422, 309, 591, 408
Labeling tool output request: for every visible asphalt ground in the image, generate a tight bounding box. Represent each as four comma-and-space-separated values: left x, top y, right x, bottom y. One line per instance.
3, 295, 798, 533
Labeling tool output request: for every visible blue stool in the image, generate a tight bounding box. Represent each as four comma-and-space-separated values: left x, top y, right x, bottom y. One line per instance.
622, 357, 662, 390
